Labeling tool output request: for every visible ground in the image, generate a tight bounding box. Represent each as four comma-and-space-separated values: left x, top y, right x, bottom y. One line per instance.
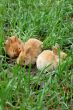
0, 0, 73, 110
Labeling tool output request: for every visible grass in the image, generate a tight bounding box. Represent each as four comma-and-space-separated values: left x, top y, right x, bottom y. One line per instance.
0, 0, 73, 109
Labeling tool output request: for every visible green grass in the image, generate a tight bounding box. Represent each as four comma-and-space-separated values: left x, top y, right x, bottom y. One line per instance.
0, 0, 73, 110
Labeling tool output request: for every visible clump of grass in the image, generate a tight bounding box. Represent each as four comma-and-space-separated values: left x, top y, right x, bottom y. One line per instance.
0, 0, 73, 109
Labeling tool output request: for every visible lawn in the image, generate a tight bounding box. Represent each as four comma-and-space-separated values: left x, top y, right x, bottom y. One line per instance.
0, 0, 73, 110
